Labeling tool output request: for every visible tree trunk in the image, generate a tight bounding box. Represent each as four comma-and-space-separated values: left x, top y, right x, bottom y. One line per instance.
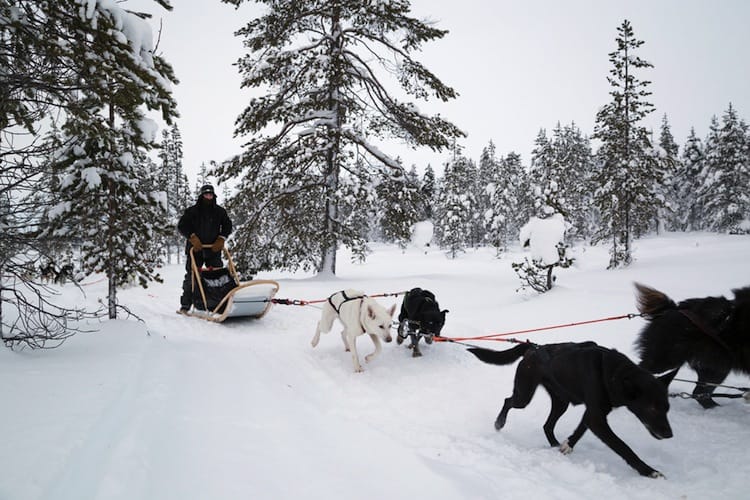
107, 101, 117, 319
319, 6, 344, 275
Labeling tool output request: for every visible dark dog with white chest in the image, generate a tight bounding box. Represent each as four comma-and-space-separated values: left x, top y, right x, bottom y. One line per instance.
397, 287, 448, 357
468, 341, 673, 478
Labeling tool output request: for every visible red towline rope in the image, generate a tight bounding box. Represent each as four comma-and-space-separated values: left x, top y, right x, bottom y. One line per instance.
433, 313, 642, 343
272, 290, 408, 306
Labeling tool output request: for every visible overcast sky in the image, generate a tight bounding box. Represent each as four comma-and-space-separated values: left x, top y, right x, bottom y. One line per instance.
135, 0, 750, 183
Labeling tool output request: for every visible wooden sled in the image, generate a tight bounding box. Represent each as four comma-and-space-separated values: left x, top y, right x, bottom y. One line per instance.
181, 245, 279, 323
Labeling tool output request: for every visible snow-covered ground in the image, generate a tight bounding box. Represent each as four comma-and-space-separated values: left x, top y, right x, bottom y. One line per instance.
2, 232, 749, 500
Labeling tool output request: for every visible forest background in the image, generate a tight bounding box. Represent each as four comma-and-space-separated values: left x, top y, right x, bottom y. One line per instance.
0, 0, 749, 347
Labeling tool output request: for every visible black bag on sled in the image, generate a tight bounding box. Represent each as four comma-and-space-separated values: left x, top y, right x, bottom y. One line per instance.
193, 267, 237, 312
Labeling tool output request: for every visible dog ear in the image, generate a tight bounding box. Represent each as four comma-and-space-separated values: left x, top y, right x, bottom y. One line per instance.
441, 309, 449, 314
656, 368, 679, 388
367, 304, 376, 319
387, 303, 397, 317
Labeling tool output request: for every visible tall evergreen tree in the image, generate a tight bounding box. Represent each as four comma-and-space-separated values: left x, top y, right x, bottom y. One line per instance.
592, 19, 665, 268
529, 128, 558, 217
673, 127, 705, 230
434, 153, 475, 258
41, 1, 178, 319
376, 167, 422, 248
158, 123, 190, 262
478, 141, 507, 254
556, 123, 595, 239
699, 104, 750, 233
528, 123, 594, 239
217, 0, 463, 275
656, 114, 679, 232
483, 151, 530, 254
420, 164, 436, 219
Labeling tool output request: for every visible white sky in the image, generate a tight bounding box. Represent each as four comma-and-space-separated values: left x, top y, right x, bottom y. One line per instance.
133, 0, 750, 182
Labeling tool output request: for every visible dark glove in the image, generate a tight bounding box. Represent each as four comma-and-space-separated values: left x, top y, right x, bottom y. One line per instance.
189, 233, 202, 252
210, 236, 225, 253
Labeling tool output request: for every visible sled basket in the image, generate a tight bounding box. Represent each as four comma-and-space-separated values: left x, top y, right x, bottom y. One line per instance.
183, 246, 280, 322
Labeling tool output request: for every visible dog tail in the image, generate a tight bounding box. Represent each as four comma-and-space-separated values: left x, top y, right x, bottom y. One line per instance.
634, 282, 676, 317
467, 343, 532, 366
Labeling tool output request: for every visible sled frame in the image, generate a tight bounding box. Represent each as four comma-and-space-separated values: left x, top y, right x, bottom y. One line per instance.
185, 245, 279, 322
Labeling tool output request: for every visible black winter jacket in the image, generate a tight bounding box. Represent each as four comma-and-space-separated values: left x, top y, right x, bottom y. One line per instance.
177, 198, 232, 253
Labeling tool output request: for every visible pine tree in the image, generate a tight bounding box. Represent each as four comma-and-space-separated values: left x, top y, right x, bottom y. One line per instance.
592, 20, 665, 268
482, 151, 530, 254
674, 128, 705, 230
376, 168, 422, 248
699, 104, 750, 233
420, 164, 436, 219
217, 0, 463, 275
657, 114, 679, 232
434, 154, 475, 258
529, 128, 559, 217
158, 123, 190, 262
555, 123, 595, 239
528, 123, 595, 241
503, 152, 533, 238
41, 1, 178, 319
478, 141, 506, 253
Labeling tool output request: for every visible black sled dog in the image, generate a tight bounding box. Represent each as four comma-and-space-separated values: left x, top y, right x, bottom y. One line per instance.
634, 282, 750, 408
397, 288, 448, 357
468, 341, 673, 478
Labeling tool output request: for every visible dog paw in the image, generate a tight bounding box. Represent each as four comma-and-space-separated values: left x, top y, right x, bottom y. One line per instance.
559, 440, 574, 455
354, 366, 364, 373
648, 470, 665, 479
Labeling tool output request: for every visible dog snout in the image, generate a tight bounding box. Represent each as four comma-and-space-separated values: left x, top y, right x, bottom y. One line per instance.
384, 334, 393, 343
647, 422, 673, 440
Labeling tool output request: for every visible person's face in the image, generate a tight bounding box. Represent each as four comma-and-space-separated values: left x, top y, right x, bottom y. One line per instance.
202, 192, 214, 200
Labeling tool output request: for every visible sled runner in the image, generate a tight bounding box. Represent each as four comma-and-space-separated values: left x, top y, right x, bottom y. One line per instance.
180, 246, 279, 323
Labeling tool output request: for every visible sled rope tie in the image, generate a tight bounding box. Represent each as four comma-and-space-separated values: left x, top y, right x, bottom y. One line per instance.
673, 377, 750, 392
433, 336, 533, 349
669, 377, 750, 402
433, 313, 643, 344
670, 391, 750, 402
272, 290, 408, 307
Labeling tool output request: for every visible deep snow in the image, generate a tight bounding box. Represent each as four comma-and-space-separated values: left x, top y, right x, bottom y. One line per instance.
2, 232, 749, 500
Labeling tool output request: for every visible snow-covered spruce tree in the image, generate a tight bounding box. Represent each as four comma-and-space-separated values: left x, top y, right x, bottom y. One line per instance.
420, 163, 436, 219
158, 123, 190, 262
376, 166, 422, 249
553, 123, 595, 239
483, 150, 531, 255
434, 152, 476, 258
592, 20, 666, 268
1, 1, 176, 343
655, 114, 678, 233
478, 141, 506, 254
673, 127, 705, 230
216, 0, 463, 275
529, 128, 560, 217
698, 104, 750, 233
512, 214, 573, 293
42, 1, 178, 320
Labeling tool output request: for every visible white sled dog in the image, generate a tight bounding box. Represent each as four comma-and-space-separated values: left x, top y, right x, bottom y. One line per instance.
311, 289, 396, 372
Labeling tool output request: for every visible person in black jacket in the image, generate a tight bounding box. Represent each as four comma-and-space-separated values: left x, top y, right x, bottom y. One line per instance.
177, 184, 233, 312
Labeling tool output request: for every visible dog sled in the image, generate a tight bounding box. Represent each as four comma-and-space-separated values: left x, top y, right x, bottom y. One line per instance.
179, 246, 279, 323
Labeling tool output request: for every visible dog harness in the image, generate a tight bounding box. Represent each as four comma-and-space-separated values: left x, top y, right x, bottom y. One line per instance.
327, 290, 365, 315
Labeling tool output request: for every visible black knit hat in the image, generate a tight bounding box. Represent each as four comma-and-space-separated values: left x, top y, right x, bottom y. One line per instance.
200, 184, 215, 196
